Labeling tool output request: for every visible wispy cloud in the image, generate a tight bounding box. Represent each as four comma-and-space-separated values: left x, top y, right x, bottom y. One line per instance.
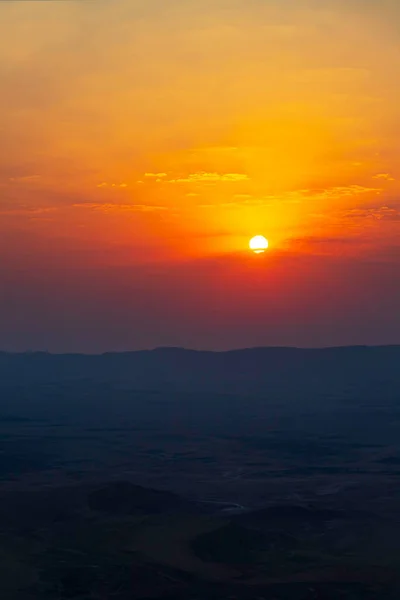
290, 235, 359, 247
344, 206, 400, 221
8, 175, 41, 183
96, 182, 128, 188
140, 173, 168, 183
373, 173, 395, 181
142, 172, 249, 184
0, 206, 56, 217
198, 195, 275, 209
169, 172, 249, 184
308, 185, 382, 200
73, 203, 167, 213
198, 185, 382, 209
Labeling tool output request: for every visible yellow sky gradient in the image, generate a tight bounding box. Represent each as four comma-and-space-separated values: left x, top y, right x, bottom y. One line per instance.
1, 0, 399, 265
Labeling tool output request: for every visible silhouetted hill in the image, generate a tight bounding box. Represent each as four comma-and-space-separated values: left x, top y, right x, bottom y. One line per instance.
192, 521, 267, 564
0, 345, 399, 397
87, 481, 195, 515
236, 505, 349, 529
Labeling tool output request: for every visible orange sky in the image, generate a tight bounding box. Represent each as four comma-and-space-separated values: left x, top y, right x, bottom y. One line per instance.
1, 0, 399, 351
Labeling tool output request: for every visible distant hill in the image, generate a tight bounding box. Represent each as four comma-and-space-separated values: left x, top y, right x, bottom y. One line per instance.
235, 505, 350, 532
87, 481, 196, 515
0, 345, 399, 397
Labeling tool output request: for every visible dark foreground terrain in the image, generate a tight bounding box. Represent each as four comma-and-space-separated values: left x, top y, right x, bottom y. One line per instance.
1, 346, 400, 598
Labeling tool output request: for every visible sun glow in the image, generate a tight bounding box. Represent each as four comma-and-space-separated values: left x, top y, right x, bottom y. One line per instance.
249, 235, 269, 254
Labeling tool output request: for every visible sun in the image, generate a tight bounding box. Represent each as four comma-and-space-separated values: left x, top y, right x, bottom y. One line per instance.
249, 235, 269, 254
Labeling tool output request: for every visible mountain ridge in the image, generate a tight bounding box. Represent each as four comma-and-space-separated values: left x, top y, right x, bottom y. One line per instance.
2, 344, 400, 357
0, 345, 399, 396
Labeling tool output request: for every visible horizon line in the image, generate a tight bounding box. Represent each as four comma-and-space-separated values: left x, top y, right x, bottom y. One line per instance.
1, 344, 400, 357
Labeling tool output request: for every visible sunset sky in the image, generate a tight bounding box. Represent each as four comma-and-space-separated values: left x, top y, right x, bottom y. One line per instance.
1, 0, 399, 352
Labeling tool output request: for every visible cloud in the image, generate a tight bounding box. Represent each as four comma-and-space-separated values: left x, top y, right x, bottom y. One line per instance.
8, 175, 41, 183
344, 206, 400, 221
221, 186, 382, 207
373, 173, 395, 181
168, 172, 249, 184
140, 172, 249, 184
73, 203, 167, 213
0, 206, 56, 217
290, 235, 359, 247
198, 195, 275, 209
270, 186, 381, 204
308, 185, 382, 200
96, 182, 128, 188
198, 185, 382, 209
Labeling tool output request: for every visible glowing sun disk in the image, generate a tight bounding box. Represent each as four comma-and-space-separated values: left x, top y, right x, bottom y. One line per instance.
249, 235, 269, 253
